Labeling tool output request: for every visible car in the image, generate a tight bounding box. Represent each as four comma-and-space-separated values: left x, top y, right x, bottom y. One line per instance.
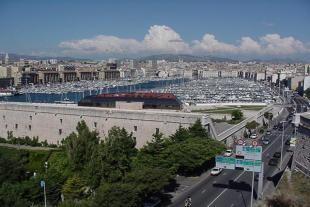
266, 130, 271, 135
250, 134, 257, 139
273, 125, 278, 130
211, 167, 223, 176
273, 152, 281, 158
268, 158, 279, 166
224, 149, 233, 157
263, 138, 270, 145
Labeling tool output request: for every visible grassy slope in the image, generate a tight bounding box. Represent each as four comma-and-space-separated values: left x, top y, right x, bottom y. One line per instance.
192, 105, 265, 114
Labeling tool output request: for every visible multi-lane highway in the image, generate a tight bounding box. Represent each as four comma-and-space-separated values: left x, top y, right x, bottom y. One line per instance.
170, 109, 293, 207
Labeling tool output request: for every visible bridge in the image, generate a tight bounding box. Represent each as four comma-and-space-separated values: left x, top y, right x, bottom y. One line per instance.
202, 105, 275, 144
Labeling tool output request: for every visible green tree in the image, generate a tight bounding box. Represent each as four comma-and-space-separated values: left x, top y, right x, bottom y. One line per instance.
304, 88, 310, 99
142, 131, 166, 155
231, 109, 243, 120
92, 182, 141, 207
62, 120, 100, 171
245, 121, 259, 130
264, 112, 273, 121
263, 119, 268, 128
62, 175, 87, 201
243, 130, 249, 138
125, 167, 172, 200
188, 119, 209, 138
0, 153, 28, 184
160, 138, 225, 175
169, 125, 190, 142
58, 199, 92, 207
0, 183, 31, 207
99, 127, 137, 182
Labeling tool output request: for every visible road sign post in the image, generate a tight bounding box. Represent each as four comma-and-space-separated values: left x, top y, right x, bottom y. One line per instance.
251, 168, 255, 207
257, 162, 264, 199
215, 145, 264, 207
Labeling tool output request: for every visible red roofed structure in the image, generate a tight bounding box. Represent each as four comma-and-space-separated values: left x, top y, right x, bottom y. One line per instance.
78, 92, 182, 110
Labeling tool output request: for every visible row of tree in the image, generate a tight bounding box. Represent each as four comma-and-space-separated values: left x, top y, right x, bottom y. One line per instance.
0, 131, 57, 148
0, 119, 225, 207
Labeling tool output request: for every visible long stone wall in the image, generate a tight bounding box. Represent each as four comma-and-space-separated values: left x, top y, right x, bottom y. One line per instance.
0, 102, 203, 148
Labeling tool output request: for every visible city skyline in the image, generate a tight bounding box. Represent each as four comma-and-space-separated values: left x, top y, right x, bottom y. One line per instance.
0, 0, 310, 59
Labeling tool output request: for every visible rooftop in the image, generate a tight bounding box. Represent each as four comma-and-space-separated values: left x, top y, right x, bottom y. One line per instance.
96, 92, 178, 100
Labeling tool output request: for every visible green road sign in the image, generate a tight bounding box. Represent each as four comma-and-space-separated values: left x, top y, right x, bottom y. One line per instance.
215, 156, 235, 169
236, 145, 262, 160
235, 159, 262, 172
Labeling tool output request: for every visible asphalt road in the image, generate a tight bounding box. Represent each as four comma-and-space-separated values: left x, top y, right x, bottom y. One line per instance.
170, 109, 293, 207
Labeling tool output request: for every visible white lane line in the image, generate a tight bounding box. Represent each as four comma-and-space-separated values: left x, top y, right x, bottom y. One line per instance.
201, 189, 206, 194
207, 171, 245, 207
206, 127, 288, 207
206, 126, 291, 207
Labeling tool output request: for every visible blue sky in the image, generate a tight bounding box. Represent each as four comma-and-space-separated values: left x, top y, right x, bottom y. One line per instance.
0, 0, 309, 59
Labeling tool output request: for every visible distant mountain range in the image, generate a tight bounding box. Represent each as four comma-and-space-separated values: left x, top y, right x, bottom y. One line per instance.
137, 54, 239, 63
0, 53, 90, 62
138, 54, 307, 64
0, 53, 307, 64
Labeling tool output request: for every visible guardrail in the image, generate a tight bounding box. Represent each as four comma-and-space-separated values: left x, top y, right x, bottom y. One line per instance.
216, 105, 273, 141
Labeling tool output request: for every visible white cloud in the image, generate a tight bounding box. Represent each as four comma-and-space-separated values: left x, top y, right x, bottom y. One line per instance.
59, 25, 310, 57
59, 25, 189, 55
143, 25, 190, 53
192, 33, 309, 56
239, 37, 262, 54
59, 35, 143, 55
192, 34, 237, 53
260, 34, 308, 55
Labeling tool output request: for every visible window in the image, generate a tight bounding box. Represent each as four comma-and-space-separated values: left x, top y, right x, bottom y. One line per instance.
15, 124, 18, 129
59, 129, 62, 135
29, 125, 32, 131
5, 124, 7, 129
156, 128, 159, 134
134, 126, 137, 132
94, 122, 97, 128
2, 115, 5, 120
29, 116, 32, 120
60, 119, 63, 124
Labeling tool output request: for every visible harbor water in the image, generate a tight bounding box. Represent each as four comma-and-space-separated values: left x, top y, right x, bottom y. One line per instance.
0, 79, 185, 103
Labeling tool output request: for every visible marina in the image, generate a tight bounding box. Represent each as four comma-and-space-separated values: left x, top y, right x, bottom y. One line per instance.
154, 78, 275, 105
0, 77, 275, 105
0, 78, 185, 103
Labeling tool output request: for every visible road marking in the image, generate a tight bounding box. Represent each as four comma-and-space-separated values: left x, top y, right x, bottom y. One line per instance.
207, 171, 245, 207
206, 126, 291, 207
201, 189, 206, 194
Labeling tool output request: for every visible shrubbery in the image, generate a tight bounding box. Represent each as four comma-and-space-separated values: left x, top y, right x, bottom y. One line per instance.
0, 119, 225, 207
0, 131, 57, 148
